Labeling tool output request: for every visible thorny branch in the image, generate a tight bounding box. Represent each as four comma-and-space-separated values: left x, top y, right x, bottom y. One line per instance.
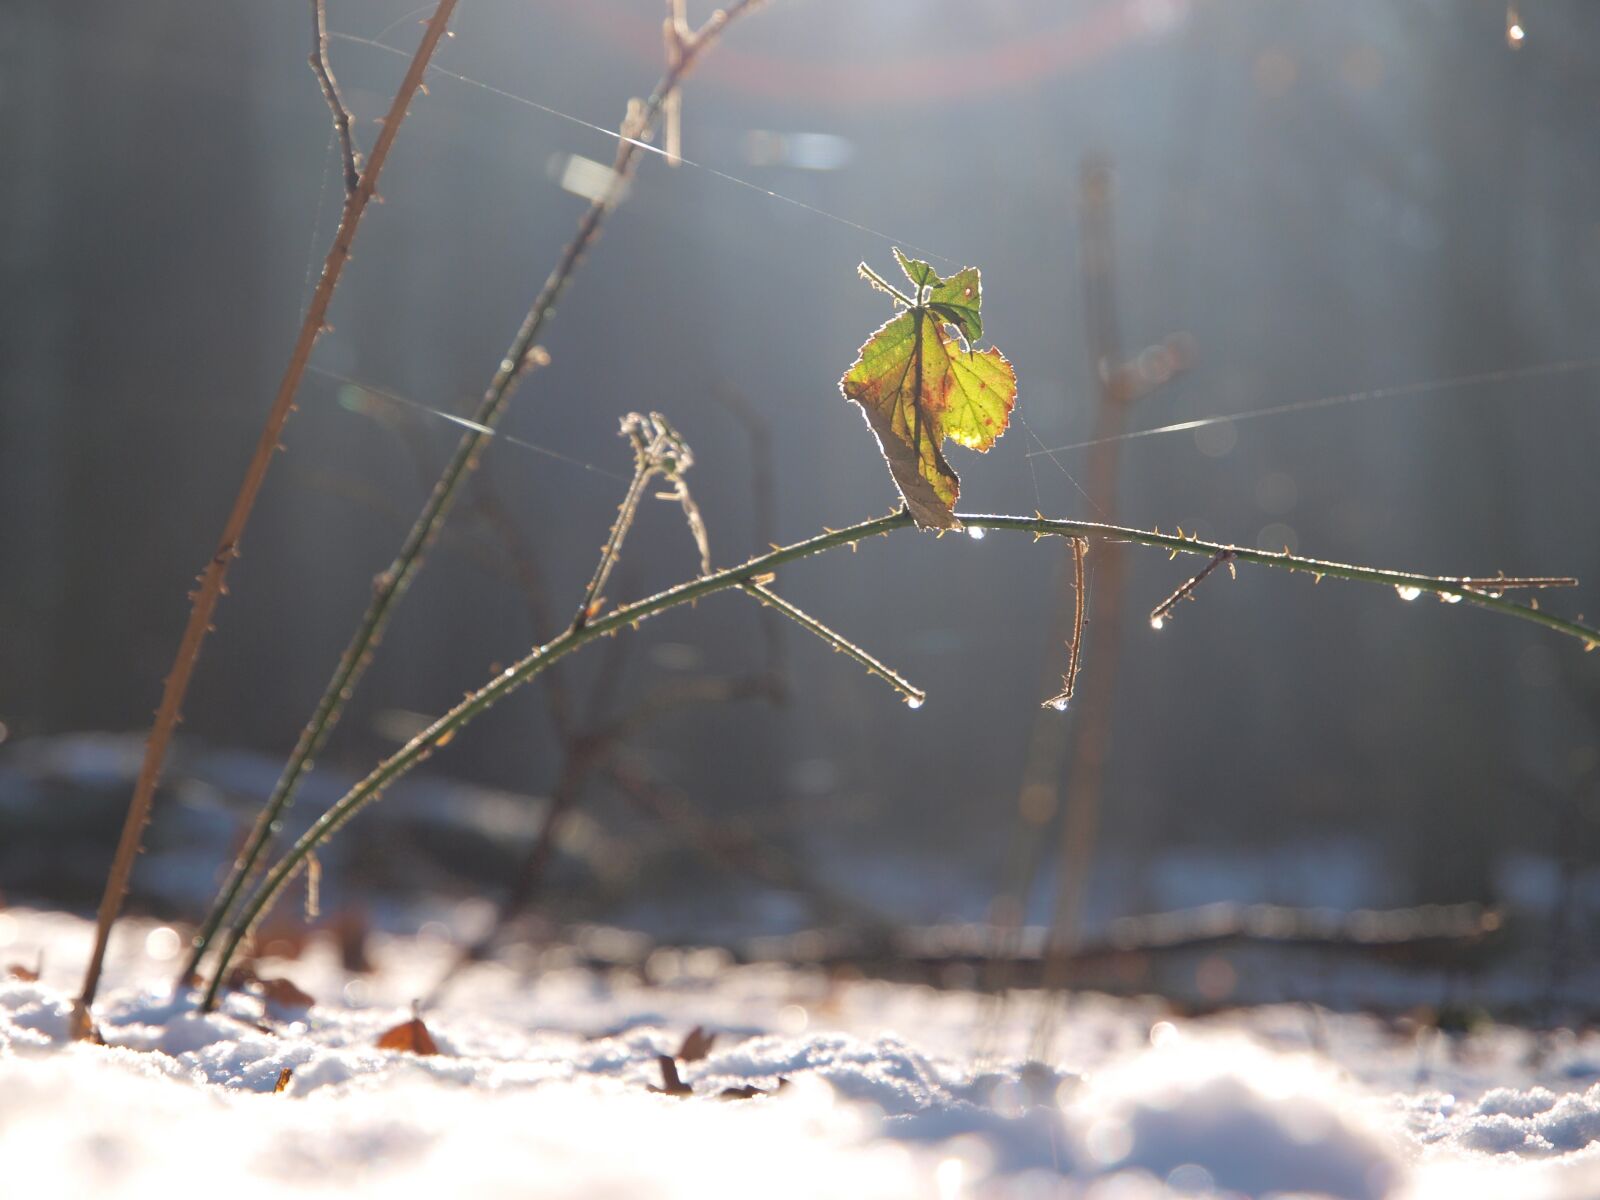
1043, 538, 1089, 710
201, 504, 1600, 1008
77, 0, 461, 1038
180, 0, 763, 986
1149, 548, 1236, 630
742, 580, 925, 707
575, 413, 699, 631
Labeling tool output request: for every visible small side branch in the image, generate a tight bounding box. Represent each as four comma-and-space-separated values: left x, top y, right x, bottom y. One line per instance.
575, 414, 686, 629
1150, 548, 1236, 631
310, 0, 361, 194
741, 580, 925, 707
1043, 537, 1089, 710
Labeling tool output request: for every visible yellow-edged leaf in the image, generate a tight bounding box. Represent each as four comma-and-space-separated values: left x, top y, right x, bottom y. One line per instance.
839, 251, 1016, 529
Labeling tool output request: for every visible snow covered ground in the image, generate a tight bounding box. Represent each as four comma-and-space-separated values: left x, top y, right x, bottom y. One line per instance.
6, 908, 1600, 1199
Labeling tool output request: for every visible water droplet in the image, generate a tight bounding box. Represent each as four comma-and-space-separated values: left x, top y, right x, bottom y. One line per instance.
1150, 616, 1166, 631
905, 696, 925, 710
1439, 591, 1463, 604
966, 527, 986, 541
1395, 585, 1422, 602
1048, 696, 1070, 712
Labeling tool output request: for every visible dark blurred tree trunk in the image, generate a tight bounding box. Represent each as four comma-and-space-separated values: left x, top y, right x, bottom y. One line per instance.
0, 2, 69, 734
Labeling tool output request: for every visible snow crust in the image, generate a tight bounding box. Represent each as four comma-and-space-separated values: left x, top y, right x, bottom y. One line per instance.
6, 909, 1600, 1199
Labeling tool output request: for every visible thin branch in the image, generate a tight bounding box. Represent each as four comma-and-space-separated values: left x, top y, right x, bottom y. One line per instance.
661, 0, 689, 167
574, 414, 687, 629
310, 0, 361, 194
741, 581, 925, 706
856, 262, 914, 307
76, 0, 461, 1038
200, 507, 1600, 1008
1149, 548, 1235, 630
178, 1, 761, 985
1042, 537, 1088, 710
983, 160, 1185, 1059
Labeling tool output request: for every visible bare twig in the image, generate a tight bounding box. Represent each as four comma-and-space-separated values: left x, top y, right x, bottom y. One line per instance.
575, 413, 696, 629
180, 0, 764, 985
1043, 538, 1089, 710
1149, 548, 1236, 630
661, 0, 689, 167
982, 159, 1186, 1055
741, 581, 925, 706
1025, 161, 1193, 1060
76, 0, 460, 1038
310, 0, 361, 193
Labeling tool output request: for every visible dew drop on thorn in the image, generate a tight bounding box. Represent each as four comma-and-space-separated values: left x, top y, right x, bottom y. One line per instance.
967, 527, 986, 541
1049, 697, 1069, 712
1440, 591, 1463, 604
1396, 585, 1422, 602
905, 696, 925, 710
1150, 617, 1165, 631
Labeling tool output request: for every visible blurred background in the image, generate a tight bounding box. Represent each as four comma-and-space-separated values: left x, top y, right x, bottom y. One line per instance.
2, 0, 1598, 997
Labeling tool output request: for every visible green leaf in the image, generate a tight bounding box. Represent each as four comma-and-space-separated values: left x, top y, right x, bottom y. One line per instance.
840, 251, 1016, 529
892, 247, 941, 291
927, 267, 982, 344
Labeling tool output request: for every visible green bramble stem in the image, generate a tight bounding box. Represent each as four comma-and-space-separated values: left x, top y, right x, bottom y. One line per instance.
199, 509, 1598, 1010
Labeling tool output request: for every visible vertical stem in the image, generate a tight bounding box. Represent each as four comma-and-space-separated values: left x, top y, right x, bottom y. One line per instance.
75, 0, 460, 1035
1029, 160, 1137, 1057
574, 453, 656, 630
180, 0, 763, 986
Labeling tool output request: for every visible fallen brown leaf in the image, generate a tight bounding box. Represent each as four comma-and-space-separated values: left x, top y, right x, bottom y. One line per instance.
6, 963, 39, 983
677, 1025, 716, 1063
274, 1067, 293, 1093
375, 1015, 439, 1056
258, 976, 315, 1011
719, 1078, 789, 1101
649, 1054, 693, 1097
